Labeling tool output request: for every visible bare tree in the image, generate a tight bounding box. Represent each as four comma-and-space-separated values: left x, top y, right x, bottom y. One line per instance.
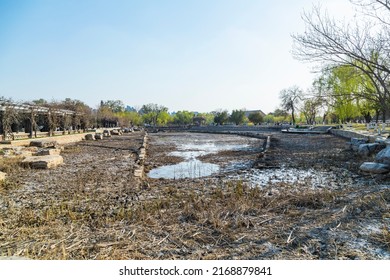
1, 107, 19, 140
279, 86, 303, 125
27, 106, 38, 138
351, 0, 390, 25
0, 98, 20, 140
292, 3, 390, 120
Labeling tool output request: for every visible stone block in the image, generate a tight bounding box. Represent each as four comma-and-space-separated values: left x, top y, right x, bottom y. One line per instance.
360, 162, 390, 174
14, 150, 33, 157
358, 143, 380, 157
349, 138, 368, 152
111, 129, 120, 135
22, 155, 64, 169
134, 165, 144, 178
351, 138, 368, 145
103, 130, 111, 137
23, 147, 39, 153
375, 146, 390, 165
36, 148, 62, 156
29, 140, 58, 148
85, 134, 95, 140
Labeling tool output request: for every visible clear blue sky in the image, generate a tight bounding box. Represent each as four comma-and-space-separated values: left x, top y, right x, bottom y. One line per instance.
0, 0, 353, 113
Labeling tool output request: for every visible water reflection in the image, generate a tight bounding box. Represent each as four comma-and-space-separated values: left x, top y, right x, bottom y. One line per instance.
147, 133, 255, 179
148, 159, 219, 179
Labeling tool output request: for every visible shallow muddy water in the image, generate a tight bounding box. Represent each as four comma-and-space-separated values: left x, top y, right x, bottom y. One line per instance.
148, 159, 220, 179
147, 133, 260, 179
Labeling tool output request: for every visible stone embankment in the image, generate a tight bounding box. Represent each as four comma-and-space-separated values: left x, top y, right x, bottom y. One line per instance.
330, 129, 374, 140
328, 127, 390, 174
346, 136, 390, 174
359, 143, 390, 174
133, 132, 148, 178
81, 128, 148, 178
1, 133, 91, 147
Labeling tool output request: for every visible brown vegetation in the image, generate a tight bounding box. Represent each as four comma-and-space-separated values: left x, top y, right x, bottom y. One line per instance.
0, 132, 389, 259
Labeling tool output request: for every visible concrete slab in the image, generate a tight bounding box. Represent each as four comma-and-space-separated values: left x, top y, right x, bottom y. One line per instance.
360, 162, 390, 174
22, 155, 64, 169
29, 140, 58, 148
36, 148, 62, 156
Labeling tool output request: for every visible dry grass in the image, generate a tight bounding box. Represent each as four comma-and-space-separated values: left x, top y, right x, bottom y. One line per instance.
0, 132, 389, 260
1, 176, 388, 259
0, 156, 23, 174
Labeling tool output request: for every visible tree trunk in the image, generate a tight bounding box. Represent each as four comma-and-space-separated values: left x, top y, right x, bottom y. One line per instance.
29, 110, 35, 138
291, 108, 296, 125
382, 104, 389, 122
363, 112, 371, 123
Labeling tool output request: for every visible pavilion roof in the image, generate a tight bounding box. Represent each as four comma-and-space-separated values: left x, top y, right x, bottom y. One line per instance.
0, 100, 76, 115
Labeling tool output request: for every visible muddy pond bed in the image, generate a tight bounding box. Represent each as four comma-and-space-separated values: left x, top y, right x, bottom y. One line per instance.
146, 133, 262, 179
0, 131, 389, 260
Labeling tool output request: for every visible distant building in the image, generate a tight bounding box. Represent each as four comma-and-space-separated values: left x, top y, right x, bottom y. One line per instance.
125, 105, 137, 112
244, 110, 266, 117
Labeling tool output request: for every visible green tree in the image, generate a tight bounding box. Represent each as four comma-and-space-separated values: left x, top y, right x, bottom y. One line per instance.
115, 111, 142, 127
196, 113, 215, 125
213, 110, 229, 125
229, 110, 246, 125
301, 98, 320, 125
311, 74, 335, 124
248, 112, 264, 125
32, 98, 48, 105
173, 111, 194, 125
101, 100, 125, 113
157, 111, 172, 125
263, 113, 275, 124
140, 103, 168, 126
97, 105, 116, 127
318, 64, 382, 123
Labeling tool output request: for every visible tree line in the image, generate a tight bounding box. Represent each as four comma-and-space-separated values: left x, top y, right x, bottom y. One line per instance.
98, 103, 267, 127
1, 97, 273, 134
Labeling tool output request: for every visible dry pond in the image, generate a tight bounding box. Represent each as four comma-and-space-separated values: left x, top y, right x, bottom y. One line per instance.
0, 131, 389, 260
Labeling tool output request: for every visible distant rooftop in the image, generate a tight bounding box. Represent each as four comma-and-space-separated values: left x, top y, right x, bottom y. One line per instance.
244, 109, 265, 117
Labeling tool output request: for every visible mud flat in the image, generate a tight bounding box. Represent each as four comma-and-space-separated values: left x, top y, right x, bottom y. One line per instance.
0, 131, 389, 260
